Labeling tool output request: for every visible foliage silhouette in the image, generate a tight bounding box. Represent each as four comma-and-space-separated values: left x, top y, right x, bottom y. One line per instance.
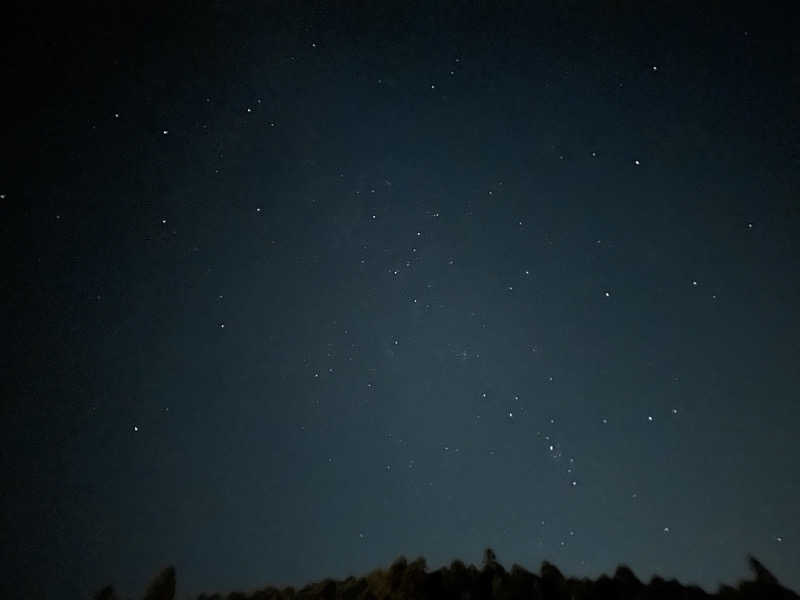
96, 549, 799, 600
143, 566, 176, 600
93, 585, 119, 600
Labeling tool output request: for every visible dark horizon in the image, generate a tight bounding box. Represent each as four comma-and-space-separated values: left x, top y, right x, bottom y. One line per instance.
101, 549, 799, 600
3, 2, 799, 599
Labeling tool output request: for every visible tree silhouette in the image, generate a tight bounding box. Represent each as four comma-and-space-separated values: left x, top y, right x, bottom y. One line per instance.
482, 548, 498, 569
96, 552, 800, 600
143, 566, 175, 600
93, 585, 118, 600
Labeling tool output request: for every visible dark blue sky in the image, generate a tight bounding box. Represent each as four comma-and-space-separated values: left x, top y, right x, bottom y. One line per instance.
3, 3, 799, 599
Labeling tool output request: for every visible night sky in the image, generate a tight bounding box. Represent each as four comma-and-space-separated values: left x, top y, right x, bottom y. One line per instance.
3, 3, 800, 599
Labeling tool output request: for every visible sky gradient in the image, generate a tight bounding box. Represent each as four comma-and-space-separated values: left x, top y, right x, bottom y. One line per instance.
3, 3, 799, 599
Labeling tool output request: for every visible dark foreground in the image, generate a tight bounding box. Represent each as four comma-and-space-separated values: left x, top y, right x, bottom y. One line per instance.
96, 549, 798, 600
